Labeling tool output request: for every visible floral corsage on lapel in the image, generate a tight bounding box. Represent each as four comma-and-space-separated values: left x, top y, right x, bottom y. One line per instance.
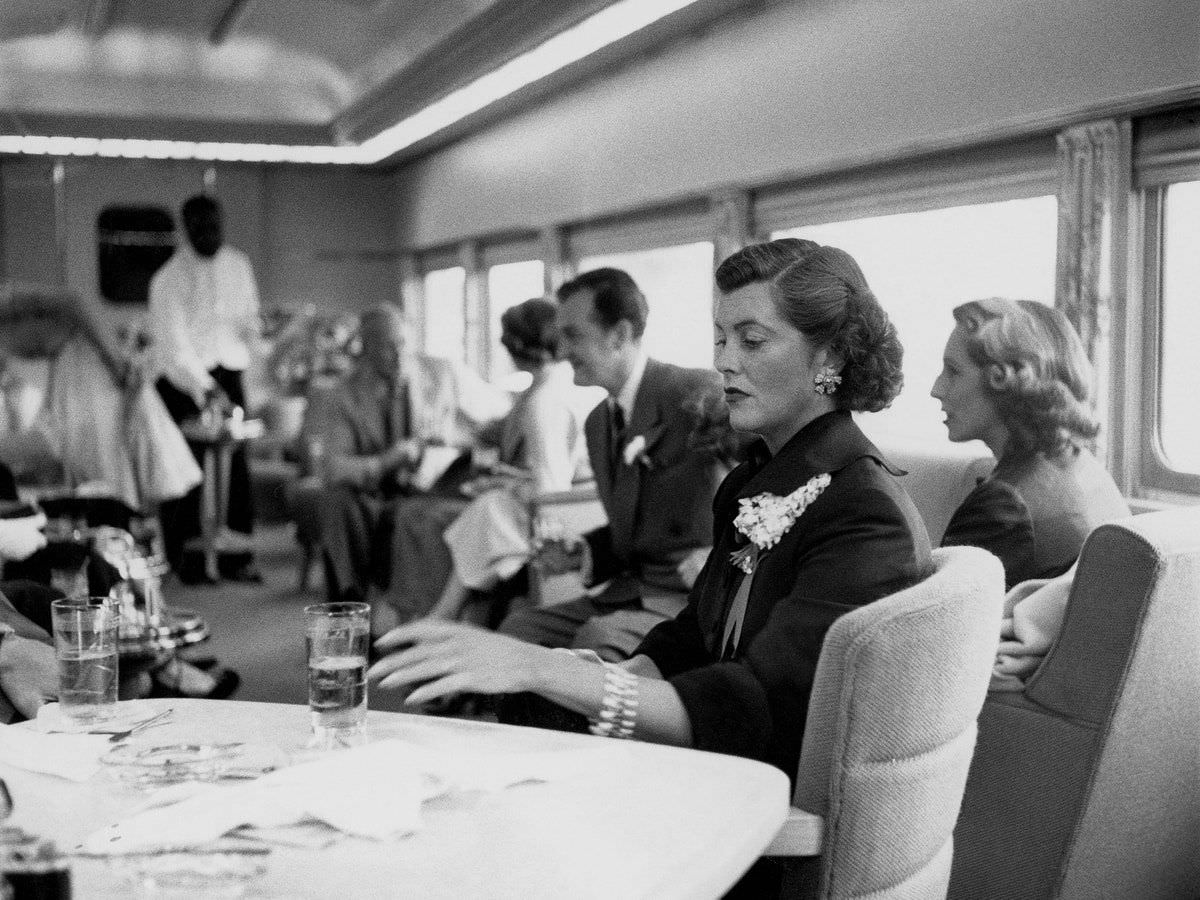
729, 473, 832, 575
622, 423, 665, 469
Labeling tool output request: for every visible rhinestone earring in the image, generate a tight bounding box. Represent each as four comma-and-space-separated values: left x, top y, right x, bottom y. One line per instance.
813, 367, 842, 395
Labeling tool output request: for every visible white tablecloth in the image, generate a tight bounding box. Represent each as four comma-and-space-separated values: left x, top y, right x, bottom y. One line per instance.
3, 699, 790, 899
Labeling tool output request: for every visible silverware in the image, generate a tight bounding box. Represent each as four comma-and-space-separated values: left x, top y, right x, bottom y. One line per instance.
100, 708, 174, 742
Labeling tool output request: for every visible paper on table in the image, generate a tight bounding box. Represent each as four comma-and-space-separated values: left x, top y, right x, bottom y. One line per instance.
411, 445, 464, 492
0, 722, 110, 781
83, 738, 626, 854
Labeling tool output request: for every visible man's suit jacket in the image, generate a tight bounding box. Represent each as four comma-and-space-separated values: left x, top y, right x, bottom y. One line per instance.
581, 359, 726, 611
636, 411, 933, 780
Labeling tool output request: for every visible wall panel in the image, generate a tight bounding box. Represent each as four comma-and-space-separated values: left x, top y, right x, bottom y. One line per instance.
393, 0, 1200, 249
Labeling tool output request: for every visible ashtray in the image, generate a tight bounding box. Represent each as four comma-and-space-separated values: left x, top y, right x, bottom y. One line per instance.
100, 743, 251, 787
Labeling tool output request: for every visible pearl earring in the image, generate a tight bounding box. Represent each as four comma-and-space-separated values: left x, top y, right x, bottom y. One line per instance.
813, 367, 842, 396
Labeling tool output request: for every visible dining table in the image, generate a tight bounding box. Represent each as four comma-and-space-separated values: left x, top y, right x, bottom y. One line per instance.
2, 699, 792, 899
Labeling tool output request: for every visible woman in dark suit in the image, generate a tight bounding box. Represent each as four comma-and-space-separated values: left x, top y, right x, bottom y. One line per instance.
369, 239, 931, 777
932, 299, 1128, 588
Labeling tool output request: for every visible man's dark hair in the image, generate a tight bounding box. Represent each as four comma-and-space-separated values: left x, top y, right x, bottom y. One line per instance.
556, 268, 648, 339
181, 194, 221, 222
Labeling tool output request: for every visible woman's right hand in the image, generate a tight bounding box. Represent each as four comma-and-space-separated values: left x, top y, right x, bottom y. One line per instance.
368, 620, 550, 705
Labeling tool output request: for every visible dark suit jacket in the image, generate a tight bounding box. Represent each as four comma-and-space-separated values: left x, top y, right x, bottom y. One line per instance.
940, 446, 1129, 589
581, 359, 726, 611
637, 411, 932, 779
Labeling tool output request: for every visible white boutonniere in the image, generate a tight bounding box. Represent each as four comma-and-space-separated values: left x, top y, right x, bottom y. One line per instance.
729, 473, 832, 575
622, 434, 651, 467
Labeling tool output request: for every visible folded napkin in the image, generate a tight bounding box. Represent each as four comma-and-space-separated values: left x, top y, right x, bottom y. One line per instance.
33, 701, 169, 735
0, 722, 110, 781
990, 566, 1076, 691
83, 738, 625, 854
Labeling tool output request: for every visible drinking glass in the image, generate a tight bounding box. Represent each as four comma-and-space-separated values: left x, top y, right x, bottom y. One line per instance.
50, 597, 119, 722
304, 602, 370, 747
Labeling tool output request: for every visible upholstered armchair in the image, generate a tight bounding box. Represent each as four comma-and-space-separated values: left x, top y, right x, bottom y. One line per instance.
949, 508, 1200, 900
764, 545, 1005, 900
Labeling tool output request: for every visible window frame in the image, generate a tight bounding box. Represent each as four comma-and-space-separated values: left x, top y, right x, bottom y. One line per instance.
1134, 182, 1200, 496
1129, 107, 1200, 499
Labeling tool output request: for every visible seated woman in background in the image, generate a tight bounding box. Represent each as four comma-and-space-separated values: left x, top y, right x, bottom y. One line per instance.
932, 298, 1129, 588
391, 297, 587, 624
369, 240, 931, 814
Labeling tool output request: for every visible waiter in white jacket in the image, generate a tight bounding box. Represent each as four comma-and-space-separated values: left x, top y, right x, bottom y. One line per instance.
149, 194, 262, 582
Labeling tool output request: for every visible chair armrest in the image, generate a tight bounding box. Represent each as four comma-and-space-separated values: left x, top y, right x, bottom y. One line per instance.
762, 808, 824, 857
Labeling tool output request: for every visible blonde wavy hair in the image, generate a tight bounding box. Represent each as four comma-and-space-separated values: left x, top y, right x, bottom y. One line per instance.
953, 298, 1099, 458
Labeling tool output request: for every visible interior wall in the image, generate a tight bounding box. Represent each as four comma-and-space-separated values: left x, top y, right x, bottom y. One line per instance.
392, 0, 1200, 249
0, 157, 398, 333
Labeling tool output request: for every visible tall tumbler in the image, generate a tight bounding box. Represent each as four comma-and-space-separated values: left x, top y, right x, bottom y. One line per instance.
50, 597, 119, 722
304, 602, 370, 747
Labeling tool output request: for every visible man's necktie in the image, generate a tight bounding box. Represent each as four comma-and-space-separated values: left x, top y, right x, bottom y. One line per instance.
609, 400, 627, 474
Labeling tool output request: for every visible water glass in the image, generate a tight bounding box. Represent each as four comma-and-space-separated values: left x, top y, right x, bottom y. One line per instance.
50, 597, 119, 722
304, 602, 370, 746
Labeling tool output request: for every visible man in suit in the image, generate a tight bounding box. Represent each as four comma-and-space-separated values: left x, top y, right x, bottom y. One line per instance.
499, 268, 727, 660
316, 305, 510, 624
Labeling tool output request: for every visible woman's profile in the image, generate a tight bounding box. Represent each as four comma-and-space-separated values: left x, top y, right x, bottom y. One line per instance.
932, 298, 1129, 587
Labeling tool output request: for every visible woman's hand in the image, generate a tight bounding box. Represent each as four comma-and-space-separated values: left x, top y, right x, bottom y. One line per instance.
367, 620, 549, 705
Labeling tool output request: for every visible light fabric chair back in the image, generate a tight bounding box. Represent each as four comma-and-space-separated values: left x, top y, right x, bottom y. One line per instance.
788, 545, 1005, 899
878, 439, 995, 544
949, 508, 1200, 900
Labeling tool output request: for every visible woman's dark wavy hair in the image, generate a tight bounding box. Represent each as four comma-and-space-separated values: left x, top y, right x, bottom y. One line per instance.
714, 239, 904, 413
500, 297, 559, 366
953, 298, 1099, 457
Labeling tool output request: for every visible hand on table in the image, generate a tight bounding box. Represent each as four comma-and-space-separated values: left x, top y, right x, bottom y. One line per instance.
531, 517, 588, 576
382, 438, 422, 472
0, 512, 46, 562
0, 633, 57, 718
368, 620, 546, 705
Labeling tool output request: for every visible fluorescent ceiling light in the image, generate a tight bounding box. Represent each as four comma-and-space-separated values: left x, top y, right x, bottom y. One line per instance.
0, 0, 702, 165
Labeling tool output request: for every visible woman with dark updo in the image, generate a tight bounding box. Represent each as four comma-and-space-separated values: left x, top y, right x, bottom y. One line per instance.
932, 298, 1128, 588
412, 297, 588, 622
369, 240, 932, 807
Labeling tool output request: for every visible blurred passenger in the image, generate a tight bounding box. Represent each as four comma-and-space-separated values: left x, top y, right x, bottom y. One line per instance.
150, 194, 262, 581
316, 304, 510, 625
416, 297, 588, 623
0, 460, 238, 701
0, 282, 201, 511
932, 298, 1129, 588
493, 267, 728, 660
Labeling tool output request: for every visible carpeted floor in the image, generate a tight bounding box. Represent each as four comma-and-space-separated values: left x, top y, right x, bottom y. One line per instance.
166, 522, 414, 714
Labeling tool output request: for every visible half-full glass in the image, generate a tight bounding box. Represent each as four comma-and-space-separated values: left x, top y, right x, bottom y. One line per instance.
304, 602, 370, 745
50, 597, 119, 721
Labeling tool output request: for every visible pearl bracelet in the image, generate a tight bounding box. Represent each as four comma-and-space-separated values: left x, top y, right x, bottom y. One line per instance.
588, 663, 639, 740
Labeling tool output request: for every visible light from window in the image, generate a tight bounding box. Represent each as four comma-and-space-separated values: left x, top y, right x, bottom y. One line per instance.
774, 196, 1057, 448
578, 242, 714, 370
422, 267, 466, 362
1159, 181, 1200, 475
487, 259, 546, 383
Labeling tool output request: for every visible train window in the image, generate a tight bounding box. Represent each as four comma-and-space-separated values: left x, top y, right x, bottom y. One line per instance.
422, 266, 467, 363
96, 205, 176, 305
773, 195, 1057, 445
577, 242, 715, 369
487, 259, 545, 383
1157, 180, 1200, 476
